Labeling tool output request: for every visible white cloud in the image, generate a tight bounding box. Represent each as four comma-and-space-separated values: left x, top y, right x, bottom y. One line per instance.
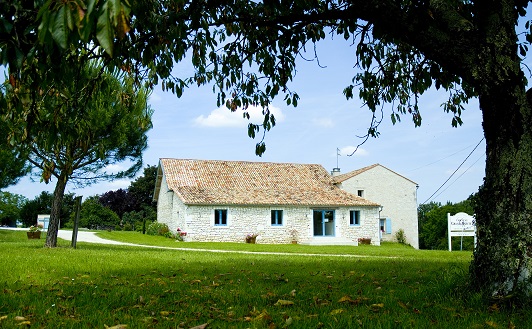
107, 179, 131, 189
312, 118, 334, 128
194, 104, 285, 128
338, 146, 368, 157
104, 164, 126, 173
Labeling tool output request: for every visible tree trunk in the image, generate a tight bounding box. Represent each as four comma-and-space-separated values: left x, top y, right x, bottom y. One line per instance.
470, 79, 532, 297
44, 173, 68, 248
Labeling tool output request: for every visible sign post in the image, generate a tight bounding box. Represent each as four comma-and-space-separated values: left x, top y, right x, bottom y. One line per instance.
71, 196, 82, 249
448, 212, 476, 251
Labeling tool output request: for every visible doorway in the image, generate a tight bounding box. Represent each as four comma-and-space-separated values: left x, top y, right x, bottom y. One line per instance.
313, 210, 335, 236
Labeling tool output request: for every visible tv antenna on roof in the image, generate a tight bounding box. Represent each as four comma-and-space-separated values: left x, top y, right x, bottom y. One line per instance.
331, 148, 341, 176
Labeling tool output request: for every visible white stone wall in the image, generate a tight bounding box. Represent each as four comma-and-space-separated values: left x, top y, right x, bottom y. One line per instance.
182, 205, 313, 243
156, 172, 173, 228
338, 166, 419, 248
336, 207, 381, 246
156, 183, 381, 244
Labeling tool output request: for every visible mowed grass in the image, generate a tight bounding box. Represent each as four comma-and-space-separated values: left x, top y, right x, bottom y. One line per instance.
0, 230, 530, 328
97, 231, 427, 257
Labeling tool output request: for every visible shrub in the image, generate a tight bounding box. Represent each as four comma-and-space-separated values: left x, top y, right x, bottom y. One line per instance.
395, 229, 407, 245
135, 221, 145, 232
78, 197, 120, 230
146, 222, 173, 238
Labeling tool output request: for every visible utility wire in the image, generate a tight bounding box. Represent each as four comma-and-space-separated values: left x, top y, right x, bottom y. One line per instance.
407, 142, 482, 172
421, 138, 485, 205
430, 152, 485, 201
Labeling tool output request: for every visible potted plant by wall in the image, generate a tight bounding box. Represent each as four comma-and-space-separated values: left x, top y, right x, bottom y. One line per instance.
358, 237, 371, 245
27, 225, 43, 239
176, 228, 187, 242
245, 233, 258, 244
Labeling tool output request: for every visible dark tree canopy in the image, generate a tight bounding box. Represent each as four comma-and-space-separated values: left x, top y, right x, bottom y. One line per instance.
0, 191, 27, 227
0, 146, 28, 189
98, 165, 157, 221
418, 198, 476, 250
3, 0, 532, 300
127, 165, 157, 212
79, 196, 121, 230
18, 191, 76, 228
99, 188, 131, 220
0, 118, 29, 188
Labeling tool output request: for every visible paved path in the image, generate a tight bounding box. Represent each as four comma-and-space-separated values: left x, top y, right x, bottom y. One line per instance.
57, 230, 139, 246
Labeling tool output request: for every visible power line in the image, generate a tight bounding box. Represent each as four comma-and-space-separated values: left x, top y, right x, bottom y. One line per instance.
430, 152, 485, 201
407, 142, 482, 172
421, 138, 485, 205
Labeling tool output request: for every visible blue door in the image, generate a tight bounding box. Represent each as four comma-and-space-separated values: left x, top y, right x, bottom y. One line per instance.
313, 210, 335, 236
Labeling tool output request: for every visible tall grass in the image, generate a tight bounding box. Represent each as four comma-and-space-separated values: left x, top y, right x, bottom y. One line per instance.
0, 229, 530, 328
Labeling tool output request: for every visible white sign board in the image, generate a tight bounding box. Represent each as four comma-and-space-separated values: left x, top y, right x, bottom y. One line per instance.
37, 214, 51, 230
448, 212, 476, 251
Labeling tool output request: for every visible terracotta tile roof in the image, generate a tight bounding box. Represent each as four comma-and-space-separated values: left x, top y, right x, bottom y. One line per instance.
332, 163, 417, 185
158, 158, 379, 207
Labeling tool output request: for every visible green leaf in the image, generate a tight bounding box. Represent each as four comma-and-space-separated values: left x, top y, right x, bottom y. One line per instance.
255, 142, 266, 156
52, 6, 68, 49
96, 5, 113, 56
66, 4, 74, 31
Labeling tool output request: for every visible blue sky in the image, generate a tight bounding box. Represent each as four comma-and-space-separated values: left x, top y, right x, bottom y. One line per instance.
5, 36, 486, 205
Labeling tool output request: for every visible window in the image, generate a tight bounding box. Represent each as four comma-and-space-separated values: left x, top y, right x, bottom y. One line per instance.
357, 190, 364, 197
380, 218, 392, 234
350, 210, 360, 226
214, 209, 227, 226
271, 210, 283, 226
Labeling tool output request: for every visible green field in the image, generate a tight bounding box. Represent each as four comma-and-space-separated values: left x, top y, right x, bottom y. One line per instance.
0, 230, 529, 328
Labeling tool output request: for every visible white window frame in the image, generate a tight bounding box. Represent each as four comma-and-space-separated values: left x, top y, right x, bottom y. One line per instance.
271, 209, 284, 226
350, 210, 361, 226
214, 209, 228, 226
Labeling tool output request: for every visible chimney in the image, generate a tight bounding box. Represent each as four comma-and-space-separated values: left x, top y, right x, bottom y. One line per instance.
331, 167, 341, 176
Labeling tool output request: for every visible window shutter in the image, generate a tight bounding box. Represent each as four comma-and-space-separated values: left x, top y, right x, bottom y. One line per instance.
386, 218, 392, 234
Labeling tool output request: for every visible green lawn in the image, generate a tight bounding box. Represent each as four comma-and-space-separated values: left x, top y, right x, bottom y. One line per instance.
97, 231, 432, 257
0, 229, 529, 328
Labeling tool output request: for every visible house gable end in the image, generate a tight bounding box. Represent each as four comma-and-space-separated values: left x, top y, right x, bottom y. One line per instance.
333, 163, 417, 186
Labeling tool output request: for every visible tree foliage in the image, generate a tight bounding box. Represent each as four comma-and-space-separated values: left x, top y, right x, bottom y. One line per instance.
77, 196, 121, 230
0, 191, 27, 227
418, 198, 475, 251
97, 164, 157, 231
18, 191, 76, 228
99, 188, 131, 220
127, 165, 157, 213
1, 56, 153, 247
0, 118, 29, 188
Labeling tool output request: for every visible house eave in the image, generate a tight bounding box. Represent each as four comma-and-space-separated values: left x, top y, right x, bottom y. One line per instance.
181, 202, 380, 208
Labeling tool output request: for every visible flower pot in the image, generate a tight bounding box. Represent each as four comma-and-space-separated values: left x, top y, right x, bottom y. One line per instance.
291, 240, 298, 244
358, 238, 371, 245
27, 231, 41, 239
245, 237, 256, 244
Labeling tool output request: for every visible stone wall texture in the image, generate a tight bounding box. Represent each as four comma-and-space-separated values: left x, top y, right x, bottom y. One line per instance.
156, 170, 381, 244
337, 165, 419, 248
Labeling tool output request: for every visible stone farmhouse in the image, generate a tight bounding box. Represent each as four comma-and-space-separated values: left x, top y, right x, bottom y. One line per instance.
332, 164, 419, 248
153, 158, 383, 245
